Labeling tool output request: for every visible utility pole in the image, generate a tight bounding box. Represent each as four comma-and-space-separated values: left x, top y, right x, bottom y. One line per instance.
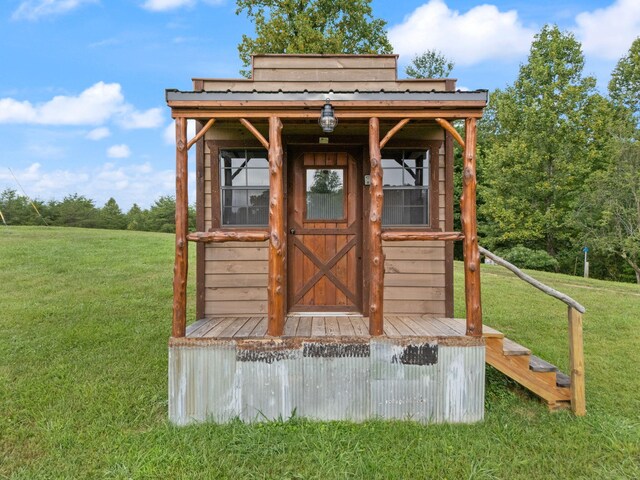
582, 246, 589, 278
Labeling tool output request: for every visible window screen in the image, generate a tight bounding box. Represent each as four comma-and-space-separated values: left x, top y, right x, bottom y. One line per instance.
220, 149, 269, 226
381, 150, 430, 226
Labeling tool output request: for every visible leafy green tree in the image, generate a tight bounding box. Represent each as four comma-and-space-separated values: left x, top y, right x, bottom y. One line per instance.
0, 189, 38, 225
609, 37, 640, 130
577, 143, 640, 283
99, 197, 127, 230
0, 189, 50, 226
146, 196, 176, 233
480, 25, 608, 260
310, 169, 342, 193
405, 50, 454, 78
125, 203, 147, 231
51, 194, 99, 228
236, 0, 393, 77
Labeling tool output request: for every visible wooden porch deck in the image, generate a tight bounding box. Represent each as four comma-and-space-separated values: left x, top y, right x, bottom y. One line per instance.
184, 315, 496, 345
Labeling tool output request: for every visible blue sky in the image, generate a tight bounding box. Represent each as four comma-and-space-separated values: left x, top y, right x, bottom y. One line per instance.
0, 0, 638, 210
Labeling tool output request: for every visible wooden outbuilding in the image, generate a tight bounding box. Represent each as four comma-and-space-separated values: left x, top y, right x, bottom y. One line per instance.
165, 54, 583, 424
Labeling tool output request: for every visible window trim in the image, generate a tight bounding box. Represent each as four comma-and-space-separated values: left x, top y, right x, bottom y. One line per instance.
207, 140, 271, 232
219, 148, 270, 227
380, 147, 437, 228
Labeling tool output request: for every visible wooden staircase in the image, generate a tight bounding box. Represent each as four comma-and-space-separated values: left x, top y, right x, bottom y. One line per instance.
481, 324, 572, 410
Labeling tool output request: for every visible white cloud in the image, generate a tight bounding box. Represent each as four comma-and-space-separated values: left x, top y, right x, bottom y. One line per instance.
388, 0, 535, 67
12, 0, 97, 21
86, 127, 111, 140
0, 82, 164, 129
0, 82, 122, 125
118, 108, 164, 129
574, 0, 640, 60
143, 0, 194, 11
107, 144, 131, 158
0, 161, 184, 209
142, 0, 224, 12
163, 120, 196, 145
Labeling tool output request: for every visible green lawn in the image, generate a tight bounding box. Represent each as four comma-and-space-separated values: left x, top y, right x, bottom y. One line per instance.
1, 227, 638, 479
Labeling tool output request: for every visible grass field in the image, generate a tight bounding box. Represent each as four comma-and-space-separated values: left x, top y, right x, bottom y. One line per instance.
1, 226, 639, 479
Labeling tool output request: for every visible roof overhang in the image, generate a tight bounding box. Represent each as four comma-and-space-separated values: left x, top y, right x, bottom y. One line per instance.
166, 89, 489, 120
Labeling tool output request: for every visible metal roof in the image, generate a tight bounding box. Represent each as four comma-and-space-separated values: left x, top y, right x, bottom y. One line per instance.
165, 89, 489, 103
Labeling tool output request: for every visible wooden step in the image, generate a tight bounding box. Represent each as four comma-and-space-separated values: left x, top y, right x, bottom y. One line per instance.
502, 337, 531, 356
443, 318, 504, 338
555, 372, 571, 388
485, 336, 571, 405
529, 355, 558, 372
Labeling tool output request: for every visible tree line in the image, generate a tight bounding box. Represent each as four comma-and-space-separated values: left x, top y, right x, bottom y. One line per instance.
0, 190, 195, 233
234, 1, 639, 283
3, 1, 639, 283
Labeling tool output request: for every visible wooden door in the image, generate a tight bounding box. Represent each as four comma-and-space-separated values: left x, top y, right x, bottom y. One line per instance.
288, 150, 362, 312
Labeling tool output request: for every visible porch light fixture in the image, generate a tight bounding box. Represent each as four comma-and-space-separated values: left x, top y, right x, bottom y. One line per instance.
319, 99, 338, 133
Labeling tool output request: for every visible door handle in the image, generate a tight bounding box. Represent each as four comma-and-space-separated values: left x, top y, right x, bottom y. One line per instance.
290, 228, 296, 234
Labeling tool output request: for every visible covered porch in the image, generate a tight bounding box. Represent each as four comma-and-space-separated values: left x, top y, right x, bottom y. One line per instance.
167, 103, 486, 339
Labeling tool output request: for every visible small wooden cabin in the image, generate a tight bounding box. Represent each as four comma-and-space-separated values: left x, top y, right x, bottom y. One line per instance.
165, 54, 491, 424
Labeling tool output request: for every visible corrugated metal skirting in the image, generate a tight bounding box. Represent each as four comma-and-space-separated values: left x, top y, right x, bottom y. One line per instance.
168, 340, 484, 425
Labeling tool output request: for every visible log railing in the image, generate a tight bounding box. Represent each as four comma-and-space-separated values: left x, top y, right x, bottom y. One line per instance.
381, 231, 464, 242
187, 230, 270, 243
479, 246, 586, 416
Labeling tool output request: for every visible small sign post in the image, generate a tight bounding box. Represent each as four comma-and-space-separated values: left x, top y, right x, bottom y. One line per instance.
582, 246, 589, 278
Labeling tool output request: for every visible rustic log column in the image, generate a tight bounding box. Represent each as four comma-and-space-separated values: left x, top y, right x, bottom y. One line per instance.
461, 118, 482, 336
267, 116, 285, 336
172, 117, 188, 338
368, 117, 385, 336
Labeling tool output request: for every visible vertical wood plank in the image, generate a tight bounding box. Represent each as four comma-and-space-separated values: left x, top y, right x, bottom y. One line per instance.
568, 307, 586, 416
444, 131, 454, 318
267, 116, 285, 336
195, 121, 206, 321
368, 117, 385, 335
326, 221, 336, 305
462, 118, 482, 336
173, 117, 188, 338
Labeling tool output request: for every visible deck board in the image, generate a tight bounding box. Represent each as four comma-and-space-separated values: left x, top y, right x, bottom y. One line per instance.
350, 316, 369, 336
283, 316, 300, 336
236, 317, 262, 337
186, 315, 479, 341
248, 317, 268, 337
337, 316, 355, 336
297, 317, 313, 337
311, 316, 326, 336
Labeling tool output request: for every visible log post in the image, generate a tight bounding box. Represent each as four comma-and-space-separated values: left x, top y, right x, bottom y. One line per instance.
267, 116, 285, 336
568, 307, 586, 416
461, 118, 482, 336
369, 117, 385, 336
172, 117, 188, 338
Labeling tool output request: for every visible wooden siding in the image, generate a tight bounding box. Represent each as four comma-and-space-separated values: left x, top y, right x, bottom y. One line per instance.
196, 54, 453, 92
204, 242, 269, 316
253, 55, 398, 70
200, 79, 449, 93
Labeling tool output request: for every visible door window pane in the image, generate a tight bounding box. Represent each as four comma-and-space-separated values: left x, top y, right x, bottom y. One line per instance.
306, 169, 345, 220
